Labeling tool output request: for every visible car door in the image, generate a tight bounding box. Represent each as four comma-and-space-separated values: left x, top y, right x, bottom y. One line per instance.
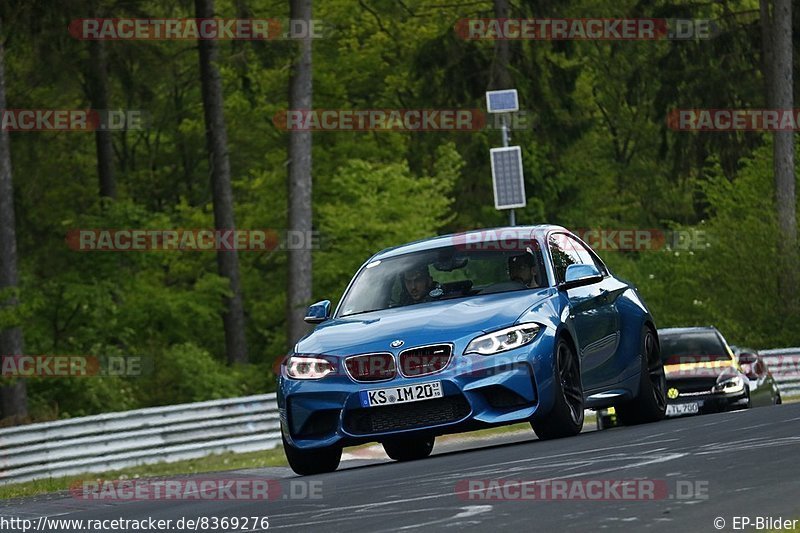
548, 233, 620, 391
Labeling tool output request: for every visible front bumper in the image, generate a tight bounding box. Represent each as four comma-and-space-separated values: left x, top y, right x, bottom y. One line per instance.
666, 389, 749, 416
278, 331, 557, 449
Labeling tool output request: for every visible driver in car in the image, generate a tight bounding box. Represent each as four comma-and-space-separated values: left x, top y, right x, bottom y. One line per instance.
508, 253, 539, 288
403, 265, 437, 303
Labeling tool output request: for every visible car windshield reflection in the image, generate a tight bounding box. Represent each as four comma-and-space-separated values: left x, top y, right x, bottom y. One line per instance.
338, 242, 547, 317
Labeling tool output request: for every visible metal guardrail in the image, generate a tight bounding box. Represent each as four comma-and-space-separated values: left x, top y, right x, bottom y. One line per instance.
0, 394, 280, 486
759, 349, 800, 397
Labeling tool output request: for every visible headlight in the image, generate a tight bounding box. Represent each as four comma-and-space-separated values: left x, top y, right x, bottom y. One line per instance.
465, 323, 541, 356
714, 375, 745, 394
285, 355, 335, 380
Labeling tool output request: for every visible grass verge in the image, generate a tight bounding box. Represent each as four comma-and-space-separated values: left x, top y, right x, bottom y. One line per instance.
0, 447, 289, 501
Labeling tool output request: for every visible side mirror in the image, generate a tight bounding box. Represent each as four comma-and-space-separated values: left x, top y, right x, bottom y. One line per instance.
737, 352, 758, 365
304, 300, 331, 324
559, 264, 603, 291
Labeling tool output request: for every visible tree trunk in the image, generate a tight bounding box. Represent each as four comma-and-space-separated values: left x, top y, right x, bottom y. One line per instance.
195, 0, 248, 364
763, 0, 798, 319
0, 17, 29, 422
88, 38, 116, 199
758, 0, 775, 107
489, 0, 512, 90
287, 0, 313, 346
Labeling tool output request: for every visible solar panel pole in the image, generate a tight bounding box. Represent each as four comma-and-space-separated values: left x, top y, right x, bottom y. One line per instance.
486, 89, 524, 226
500, 114, 516, 226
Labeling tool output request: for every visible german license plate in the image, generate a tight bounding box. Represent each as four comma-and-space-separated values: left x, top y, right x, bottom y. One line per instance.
666, 402, 699, 417
359, 381, 443, 407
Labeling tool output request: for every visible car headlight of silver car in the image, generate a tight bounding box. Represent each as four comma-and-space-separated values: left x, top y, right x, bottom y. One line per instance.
465, 323, 541, 356
285, 355, 335, 380
714, 375, 745, 394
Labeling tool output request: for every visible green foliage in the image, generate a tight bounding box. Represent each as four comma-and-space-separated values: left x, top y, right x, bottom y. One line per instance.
139, 343, 268, 405
315, 143, 461, 303
604, 140, 800, 348
603, 243, 713, 329
24, 346, 139, 420
699, 141, 798, 346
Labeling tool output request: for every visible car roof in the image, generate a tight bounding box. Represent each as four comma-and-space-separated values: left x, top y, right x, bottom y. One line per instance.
370, 225, 566, 261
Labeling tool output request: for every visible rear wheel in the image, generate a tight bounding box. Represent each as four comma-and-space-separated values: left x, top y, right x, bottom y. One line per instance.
531, 337, 584, 440
282, 434, 342, 475
616, 326, 667, 425
382, 436, 435, 462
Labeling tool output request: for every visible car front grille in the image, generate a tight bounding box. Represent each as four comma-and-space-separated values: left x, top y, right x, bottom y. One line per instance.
345, 353, 396, 382
667, 377, 717, 394
343, 395, 471, 435
399, 344, 452, 377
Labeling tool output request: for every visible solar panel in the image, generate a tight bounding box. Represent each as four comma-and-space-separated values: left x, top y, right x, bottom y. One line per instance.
490, 146, 526, 209
486, 89, 519, 113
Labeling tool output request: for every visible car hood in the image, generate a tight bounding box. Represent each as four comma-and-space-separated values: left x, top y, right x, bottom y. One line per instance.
296, 289, 552, 355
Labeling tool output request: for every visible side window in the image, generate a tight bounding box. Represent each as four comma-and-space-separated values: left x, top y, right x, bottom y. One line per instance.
548, 235, 582, 284
566, 235, 606, 274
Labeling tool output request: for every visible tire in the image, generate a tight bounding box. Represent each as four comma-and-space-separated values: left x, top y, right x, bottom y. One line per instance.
776, 393, 783, 405
531, 336, 584, 440
282, 434, 342, 475
382, 436, 435, 462
616, 325, 667, 426
729, 389, 751, 411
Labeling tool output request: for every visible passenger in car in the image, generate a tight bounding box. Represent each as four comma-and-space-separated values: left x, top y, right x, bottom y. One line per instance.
508, 253, 539, 288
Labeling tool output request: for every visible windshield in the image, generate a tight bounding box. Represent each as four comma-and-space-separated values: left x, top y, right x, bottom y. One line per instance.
338, 241, 547, 317
660, 332, 733, 365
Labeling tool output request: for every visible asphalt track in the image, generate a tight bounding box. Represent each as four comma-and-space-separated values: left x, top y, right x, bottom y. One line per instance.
3, 403, 800, 532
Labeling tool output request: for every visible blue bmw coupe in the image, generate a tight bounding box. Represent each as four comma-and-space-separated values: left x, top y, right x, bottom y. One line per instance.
278, 226, 667, 474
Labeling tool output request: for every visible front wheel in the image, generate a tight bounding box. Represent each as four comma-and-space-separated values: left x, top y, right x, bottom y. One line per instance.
531, 337, 584, 440
282, 434, 342, 475
382, 436, 435, 462
616, 326, 667, 425
728, 389, 751, 411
